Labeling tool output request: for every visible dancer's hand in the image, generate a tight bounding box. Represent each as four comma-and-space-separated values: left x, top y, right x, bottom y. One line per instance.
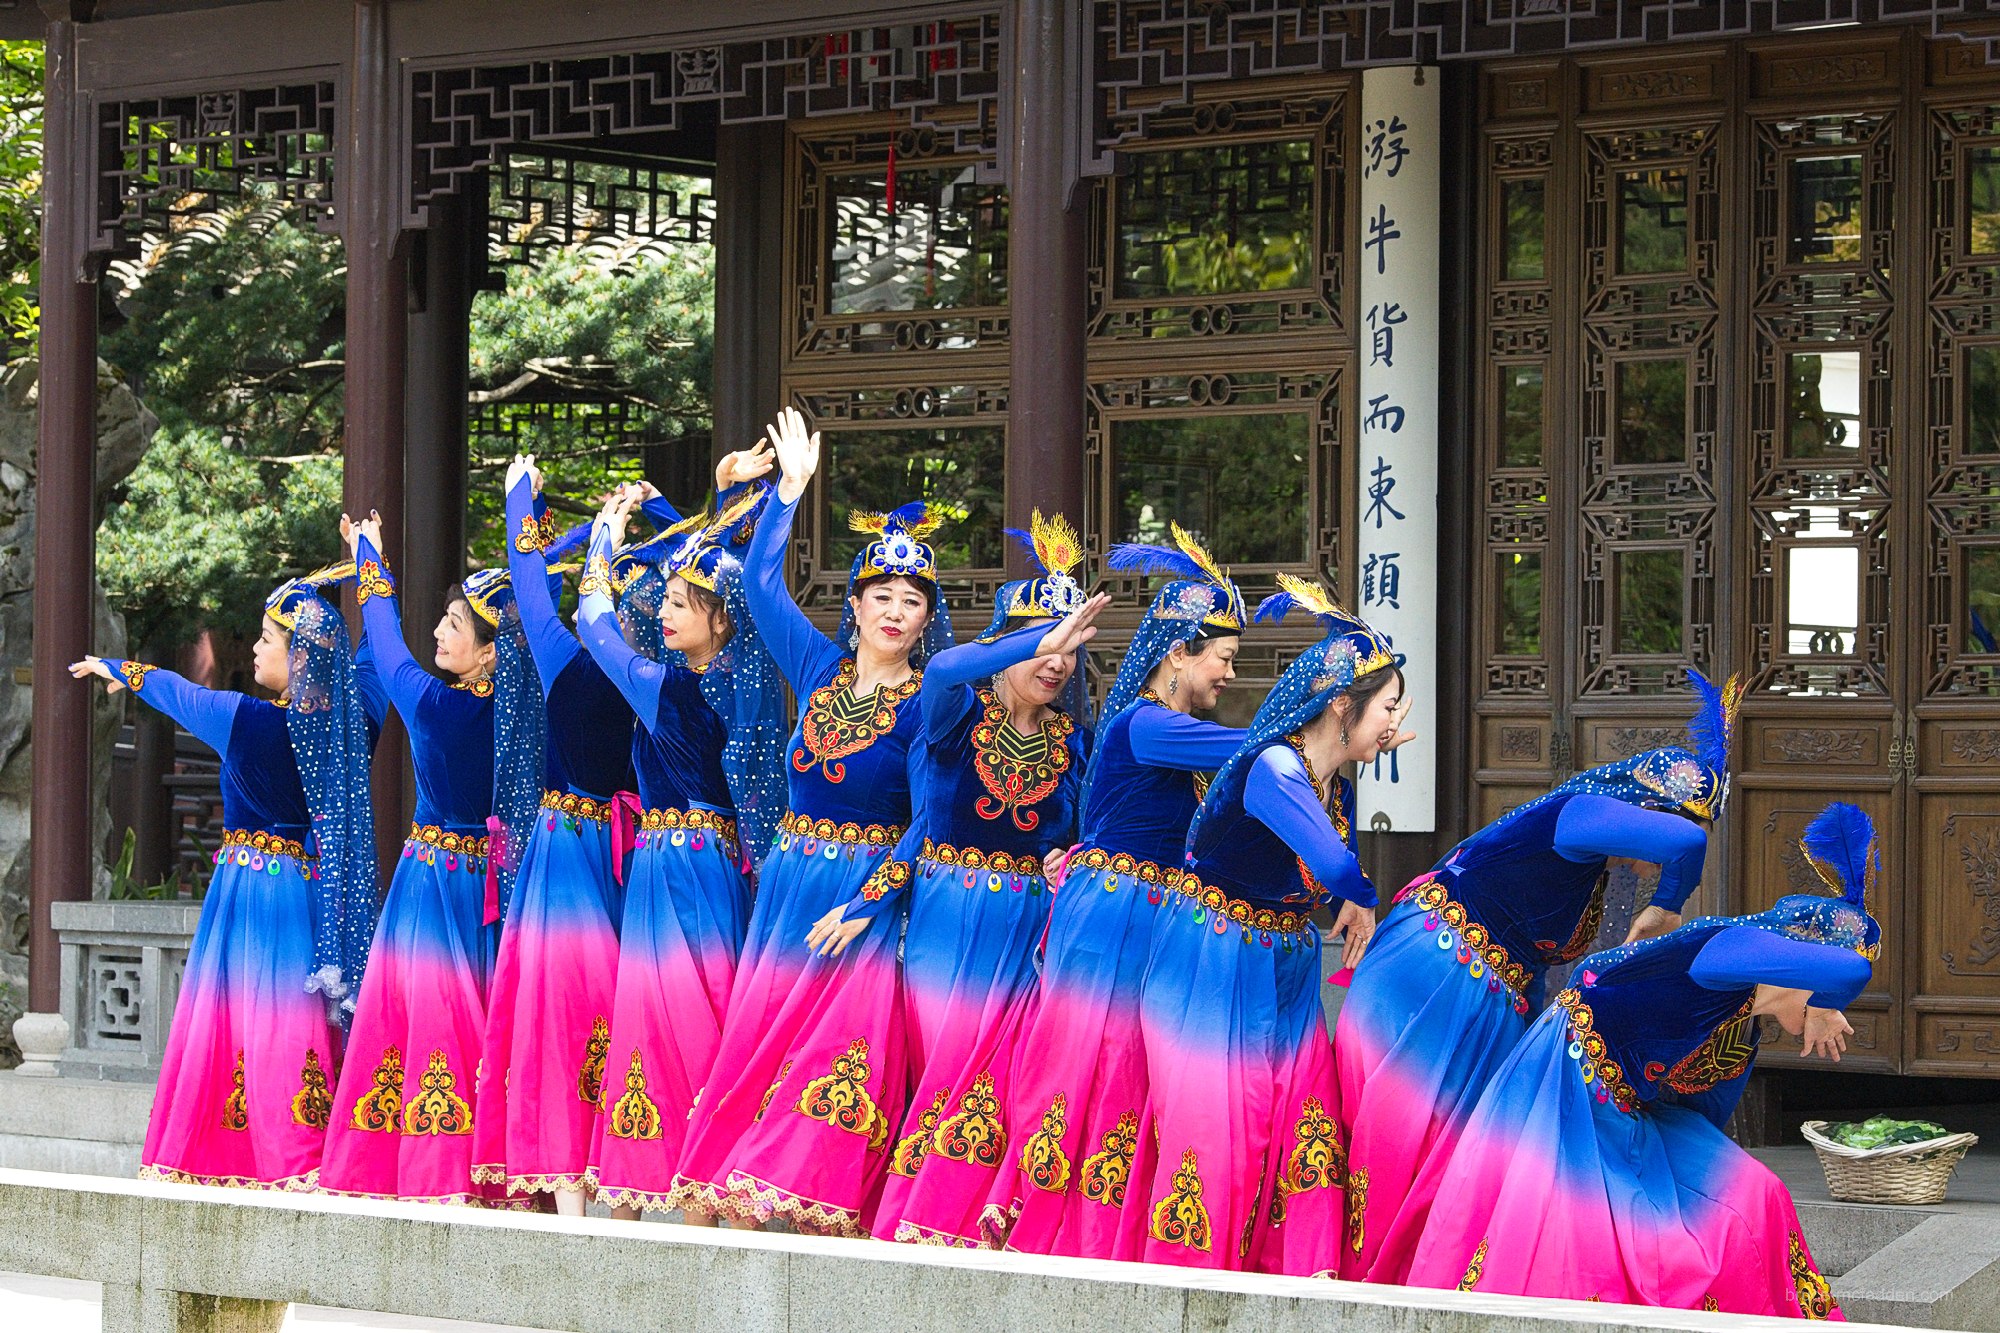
1036, 592, 1111, 659
805, 903, 869, 958
1802, 1006, 1852, 1062
1328, 898, 1376, 971
68, 655, 122, 693
717, 438, 775, 489
1622, 905, 1682, 945
342, 510, 384, 557
596, 485, 642, 547
504, 453, 545, 497
767, 406, 822, 505
1377, 694, 1419, 752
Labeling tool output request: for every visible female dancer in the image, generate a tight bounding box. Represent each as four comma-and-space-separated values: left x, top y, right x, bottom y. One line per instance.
1337, 673, 1735, 1282
318, 513, 543, 1204
973, 526, 1249, 1258
857, 512, 1106, 1247
1134, 575, 1409, 1276
1402, 801, 1873, 1318
473, 455, 760, 1214
574, 484, 787, 1216
667, 407, 954, 1233
75, 566, 377, 1191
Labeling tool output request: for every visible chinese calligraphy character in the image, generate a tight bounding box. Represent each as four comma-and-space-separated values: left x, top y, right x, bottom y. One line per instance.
1366, 301, 1408, 368
1363, 551, 1403, 610
1364, 394, 1406, 435
1365, 456, 1405, 529
1364, 114, 1410, 179
1364, 204, 1401, 275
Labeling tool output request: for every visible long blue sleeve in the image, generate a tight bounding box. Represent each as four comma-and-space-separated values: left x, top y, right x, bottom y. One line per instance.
1126, 707, 1246, 771
1553, 794, 1708, 911
922, 626, 1047, 736
640, 494, 682, 530
356, 535, 445, 725
351, 629, 389, 733
574, 521, 671, 723
1244, 746, 1375, 908
117, 663, 242, 754
1690, 925, 1872, 1010
504, 475, 581, 693
742, 491, 843, 694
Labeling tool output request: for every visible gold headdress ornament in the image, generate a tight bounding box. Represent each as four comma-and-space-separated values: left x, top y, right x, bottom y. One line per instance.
1256, 573, 1397, 690
265, 560, 358, 632
659, 484, 766, 593
997, 509, 1088, 622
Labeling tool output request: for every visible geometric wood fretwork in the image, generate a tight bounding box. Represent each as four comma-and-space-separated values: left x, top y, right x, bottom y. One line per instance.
486, 148, 714, 271
95, 81, 338, 253
411, 17, 1004, 223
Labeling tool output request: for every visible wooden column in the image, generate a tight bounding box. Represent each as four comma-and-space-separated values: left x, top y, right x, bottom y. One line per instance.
712, 122, 785, 492
403, 195, 470, 655
27, 10, 97, 1016
1003, 0, 1088, 565
344, 0, 410, 851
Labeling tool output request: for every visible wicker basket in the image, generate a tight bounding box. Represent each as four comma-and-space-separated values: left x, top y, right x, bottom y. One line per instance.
1799, 1120, 1980, 1206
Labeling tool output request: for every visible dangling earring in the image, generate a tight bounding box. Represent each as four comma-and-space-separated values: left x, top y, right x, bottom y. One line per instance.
1168, 671, 1179, 699
848, 628, 861, 650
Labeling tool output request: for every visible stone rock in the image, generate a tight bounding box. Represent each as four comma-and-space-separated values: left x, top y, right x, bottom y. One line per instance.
0, 357, 156, 1066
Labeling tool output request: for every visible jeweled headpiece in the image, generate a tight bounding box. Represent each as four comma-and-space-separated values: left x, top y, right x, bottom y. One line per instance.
979, 509, 1086, 640
1106, 522, 1247, 634
618, 484, 767, 594
461, 566, 519, 629
850, 501, 946, 587
264, 561, 355, 631
1769, 801, 1883, 960
1255, 573, 1396, 693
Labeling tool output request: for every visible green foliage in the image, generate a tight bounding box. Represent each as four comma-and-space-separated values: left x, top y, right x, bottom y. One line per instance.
106, 827, 185, 901
464, 240, 715, 565
0, 41, 42, 357
98, 426, 345, 646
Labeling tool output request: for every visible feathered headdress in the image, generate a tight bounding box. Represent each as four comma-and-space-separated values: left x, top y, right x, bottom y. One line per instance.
460, 566, 520, 630
1629, 669, 1742, 821
1789, 801, 1883, 959
619, 484, 768, 592
1255, 574, 1397, 693
1106, 522, 1247, 632
979, 509, 1088, 639
851, 501, 946, 585
265, 561, 356, 631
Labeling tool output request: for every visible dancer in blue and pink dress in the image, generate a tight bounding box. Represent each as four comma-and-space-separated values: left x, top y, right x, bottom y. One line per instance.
472, 458, 712, 1213
76, 566, 378, 1191
668, 407, 955, 1234
1337, 672, 1738, 1282
978, 526, 1248, 1259
860, 511, 1106, 1247
1134, 576, 1411, 1277
574, 482, 787, 1215
1402, 801, 1875, 1320
318, 512, 543, 1205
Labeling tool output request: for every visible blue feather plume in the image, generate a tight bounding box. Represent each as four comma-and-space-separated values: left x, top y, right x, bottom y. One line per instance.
1254, 589, 1297, 625
1683, 668, 1741, 774
1106, 541, 1207, 581
1800, 802, 1876, 912
541, 521, 591, 563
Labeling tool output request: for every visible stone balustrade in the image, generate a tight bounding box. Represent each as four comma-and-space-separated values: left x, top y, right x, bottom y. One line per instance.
51, 900, 199, 1081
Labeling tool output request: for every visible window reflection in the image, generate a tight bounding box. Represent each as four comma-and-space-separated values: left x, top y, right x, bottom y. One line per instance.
1500, 178, 1546, 282
1968, 547, 2000, 654
1786, 543, 1859, 656
1496, 551, 1542, 655
1615, 549, 1684, 655
1786, 350, 1863, 459
825, 425, 1006, 569
1968, 145, 2000, 256
1501, 364, 1544, 468
1618, 168, 1688, 274
1614, 357, 1687, 465
1967, 344, 2000, 454
1790, 155, 1863, 265
1112, 414, 1309, 565
1116, 139, 1315, 299
829, 165, 1008, 315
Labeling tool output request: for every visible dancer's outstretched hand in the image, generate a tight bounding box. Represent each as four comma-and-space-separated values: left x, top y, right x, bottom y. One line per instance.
505, 452, 543, 497
717, 438, 775, 489
595, 484, 643, 547
68, 655, 123, 693
804, 903, 870, 958
1036, 592, 1111, 660
341, 510, 384, 558
1802, 1006, 1852, 1062
1328, 898, 1376, 971
767, 406, 822, 505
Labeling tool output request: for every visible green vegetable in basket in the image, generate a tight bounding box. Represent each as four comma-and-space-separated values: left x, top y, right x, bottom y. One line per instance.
1824, 1116, 1951, 1149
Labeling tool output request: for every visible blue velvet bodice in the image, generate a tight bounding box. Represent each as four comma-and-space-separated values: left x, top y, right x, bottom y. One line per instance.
631, 668, 734, 813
